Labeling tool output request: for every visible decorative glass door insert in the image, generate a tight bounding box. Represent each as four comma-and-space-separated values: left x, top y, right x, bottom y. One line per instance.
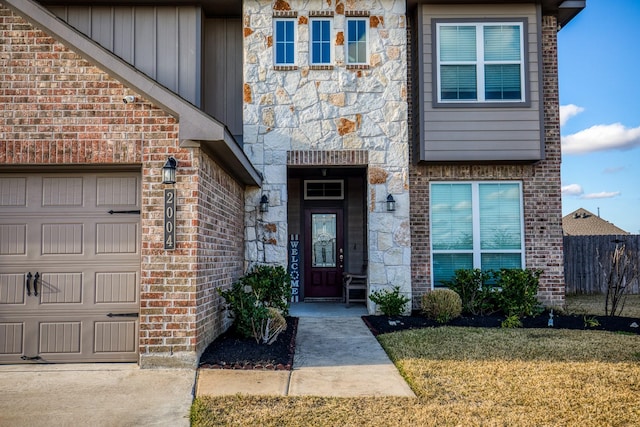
311, 213, 336, 268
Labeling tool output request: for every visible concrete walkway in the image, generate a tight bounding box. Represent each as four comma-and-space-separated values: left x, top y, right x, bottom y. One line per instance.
0, 364, 195, 427
196, 313, 415, 398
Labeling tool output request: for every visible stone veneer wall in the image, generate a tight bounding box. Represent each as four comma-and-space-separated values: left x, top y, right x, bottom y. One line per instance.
242, 0, 412, 312
0, 6, 245, 367
409, 14, 565, 308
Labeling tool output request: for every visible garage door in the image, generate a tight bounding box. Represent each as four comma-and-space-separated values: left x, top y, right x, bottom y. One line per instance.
0, 172, 141, 363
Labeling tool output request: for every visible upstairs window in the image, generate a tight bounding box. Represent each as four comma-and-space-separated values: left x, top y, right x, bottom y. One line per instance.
310, 18, 332, 65
346, 18, 368, 65
436, 22, 525, 103
274, 19, 296, 65
430, 182, 524, 286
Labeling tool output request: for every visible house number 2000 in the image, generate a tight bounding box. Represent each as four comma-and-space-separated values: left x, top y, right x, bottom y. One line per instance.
164, 189, 176, 250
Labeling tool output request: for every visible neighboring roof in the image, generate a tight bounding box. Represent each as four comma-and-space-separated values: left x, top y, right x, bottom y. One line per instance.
562, 208, 630, 236
4, 0, 261, 186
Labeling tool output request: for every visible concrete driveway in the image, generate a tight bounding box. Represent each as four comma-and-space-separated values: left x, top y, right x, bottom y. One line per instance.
0, 364, 195, 427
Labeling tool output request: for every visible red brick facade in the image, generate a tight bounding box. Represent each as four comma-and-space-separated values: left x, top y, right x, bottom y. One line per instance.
0, 6, 245, 367
409, 15, 565, 308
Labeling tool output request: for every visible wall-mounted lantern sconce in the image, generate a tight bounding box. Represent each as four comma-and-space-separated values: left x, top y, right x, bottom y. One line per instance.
162, 157, 177, 184
259, 194, 269, 212
386, 194, 396, 212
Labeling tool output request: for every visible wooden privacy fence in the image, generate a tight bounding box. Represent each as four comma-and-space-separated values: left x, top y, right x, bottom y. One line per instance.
564, 235, 640, 294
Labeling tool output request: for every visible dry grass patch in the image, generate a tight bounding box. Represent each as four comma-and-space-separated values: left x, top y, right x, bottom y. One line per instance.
192, 327, 640, 427
566, 294, 640, 317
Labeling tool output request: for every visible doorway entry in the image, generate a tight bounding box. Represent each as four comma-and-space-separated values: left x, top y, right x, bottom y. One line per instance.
287, 167, 367, 303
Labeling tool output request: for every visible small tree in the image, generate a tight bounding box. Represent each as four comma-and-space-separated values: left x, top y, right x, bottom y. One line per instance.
599, 244, 638, 317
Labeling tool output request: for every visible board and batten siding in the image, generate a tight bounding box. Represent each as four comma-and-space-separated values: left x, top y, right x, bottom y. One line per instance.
417, 3, 543, 162
48, 5, 202, 107
203, 19, 243, 140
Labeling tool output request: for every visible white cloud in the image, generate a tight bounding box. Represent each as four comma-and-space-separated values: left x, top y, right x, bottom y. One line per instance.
581, 191, 621, 199
561, 184, 583, 197
562, 123, 640, 154
559, 104, 585, 127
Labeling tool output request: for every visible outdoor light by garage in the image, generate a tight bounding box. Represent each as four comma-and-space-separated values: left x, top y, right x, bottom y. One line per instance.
386, 194, 396, 212
162, 157, 177, 184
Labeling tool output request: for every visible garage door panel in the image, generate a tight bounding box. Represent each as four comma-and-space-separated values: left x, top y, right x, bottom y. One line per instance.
0, 224, 27, 255
0, 177, 27, 206
40, 273, 83, 304
96, 223, 138, 254
0, 323, 24, 354
95, 321, 137, 353
39, 321, 82, 354
96, 272, 138, 303
97, 176, 139, 206
0, 274, 27, 305
42, 177, 84, 206
41, 223, 84, 254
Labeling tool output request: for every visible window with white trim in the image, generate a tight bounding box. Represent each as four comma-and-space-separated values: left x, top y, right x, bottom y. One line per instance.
346, 18, 368, 65
430, 182, 524, 286
310, 18, 332, 65
436, 22, 525, 103
274, 19, 296, 65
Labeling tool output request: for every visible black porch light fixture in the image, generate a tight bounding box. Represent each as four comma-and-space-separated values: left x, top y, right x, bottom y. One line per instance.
259, 194, 269, 212
386, 194, 396, 212
162, 157, 177, 184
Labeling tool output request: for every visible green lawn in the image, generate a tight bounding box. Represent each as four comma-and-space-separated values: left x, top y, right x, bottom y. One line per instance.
192, 295, 640, 426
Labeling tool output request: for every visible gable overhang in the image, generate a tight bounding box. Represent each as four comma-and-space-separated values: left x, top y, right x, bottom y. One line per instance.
407, 0, 585, 28
3, 0, 262, 186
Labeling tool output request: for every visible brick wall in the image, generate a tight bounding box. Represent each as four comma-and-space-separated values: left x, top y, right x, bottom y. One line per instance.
408, 14, 565, 308
0, 5, 245, 367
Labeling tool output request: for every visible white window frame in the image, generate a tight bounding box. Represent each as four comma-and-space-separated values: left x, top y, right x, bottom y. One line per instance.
435, 21, 526, 103
274, 18, 297, 66
429, 181, 525, 287
309, 18, 333, 65
345, 17, 369, 65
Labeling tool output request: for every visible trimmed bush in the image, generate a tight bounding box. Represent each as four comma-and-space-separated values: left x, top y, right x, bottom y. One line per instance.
421, 289, 463, 323
493, 268, 542, 318
369, 286, 411, 316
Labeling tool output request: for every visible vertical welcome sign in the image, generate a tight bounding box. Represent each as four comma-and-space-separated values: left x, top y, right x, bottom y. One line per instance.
288, 234, 300, 302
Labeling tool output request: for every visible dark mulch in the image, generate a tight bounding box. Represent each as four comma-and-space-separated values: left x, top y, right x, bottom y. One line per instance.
363, 311, 640, 336
199, 317, 298, 371
198, 312, 639, 371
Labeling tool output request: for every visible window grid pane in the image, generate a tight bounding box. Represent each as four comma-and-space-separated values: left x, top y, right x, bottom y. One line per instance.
347, 19, 367, 64
311, 20, 331, 64
431, 184, 473, 250
275, 20, 295, 65
433, 253, 474, 287
479, 183, 521, 250
440, 25, 476, 61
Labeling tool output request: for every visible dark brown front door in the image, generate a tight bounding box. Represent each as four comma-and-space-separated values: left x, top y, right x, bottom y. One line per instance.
303, 208, 344, 298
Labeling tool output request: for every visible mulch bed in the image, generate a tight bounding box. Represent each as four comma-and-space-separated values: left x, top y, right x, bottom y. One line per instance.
198, 312, 639, 371
198, 317, 298, 371
363, 311, 640, 336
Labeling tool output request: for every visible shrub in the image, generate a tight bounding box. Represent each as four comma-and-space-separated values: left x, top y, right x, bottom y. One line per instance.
493, 268, 542, 318
256, 307, 288, 345
240, 265, 291, 315
218, 264, 291, 343
369, 286, 411, 316
421, 289, 462, 323
443, 269, 498, 315
501, 314, 523, 328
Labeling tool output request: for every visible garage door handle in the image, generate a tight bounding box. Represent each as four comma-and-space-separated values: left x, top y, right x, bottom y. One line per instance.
25, 272, 32, 296
107, 313, 139, 318
33, 272, 39, 297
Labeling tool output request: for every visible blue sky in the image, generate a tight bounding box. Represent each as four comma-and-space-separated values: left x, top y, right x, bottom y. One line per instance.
558, 0, 640, 234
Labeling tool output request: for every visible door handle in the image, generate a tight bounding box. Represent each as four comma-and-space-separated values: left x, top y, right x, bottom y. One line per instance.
33, 272, 39, 297
25, 272, 32, 296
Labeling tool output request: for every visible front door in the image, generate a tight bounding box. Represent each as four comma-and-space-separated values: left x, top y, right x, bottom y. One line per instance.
303, 209, 344, 299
